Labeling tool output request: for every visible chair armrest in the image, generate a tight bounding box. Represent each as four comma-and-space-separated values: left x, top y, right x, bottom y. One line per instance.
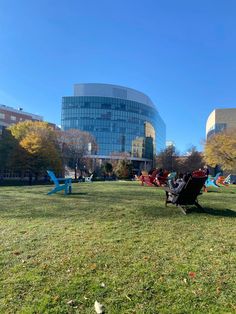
57, 177, 72, 182
163, 187, 178, 196
163, 187, 171, 192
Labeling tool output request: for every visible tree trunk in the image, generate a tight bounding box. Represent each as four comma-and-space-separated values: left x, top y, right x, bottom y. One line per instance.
29, 172, 32, 186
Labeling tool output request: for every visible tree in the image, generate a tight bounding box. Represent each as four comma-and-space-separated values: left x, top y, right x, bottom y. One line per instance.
156, 145, 179, 171
114, 159, 133, 179
204, 129, 236, 171
0, 128, 25, 175
8, 121, 63, 180
57, 129, 98, 179
101, 162, 113, 177
183, 146, 204, 172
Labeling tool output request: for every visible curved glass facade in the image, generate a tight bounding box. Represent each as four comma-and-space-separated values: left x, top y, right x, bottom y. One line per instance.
61, 84, 166, 159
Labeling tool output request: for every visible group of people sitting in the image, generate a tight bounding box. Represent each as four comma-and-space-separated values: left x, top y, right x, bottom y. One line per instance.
146, 168, 169, 186
145, 166, 209, 192
139, 167, 209, 212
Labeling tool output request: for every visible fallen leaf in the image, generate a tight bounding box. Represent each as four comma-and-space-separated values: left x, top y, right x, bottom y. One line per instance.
125, 294, 132, 301
188, 272, 196, 278
90, 263, 97, 270
53, 295, 60, 302
13, 251, 21, 255
67, 300, 76, 306
94, 300, 104, 313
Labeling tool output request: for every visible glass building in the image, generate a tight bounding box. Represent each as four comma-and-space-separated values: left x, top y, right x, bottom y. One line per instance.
61, 83, 166, 162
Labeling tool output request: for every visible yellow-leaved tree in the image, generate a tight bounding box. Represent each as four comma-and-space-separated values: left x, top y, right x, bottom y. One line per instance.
9, 121, 62, 180
204, 129, 236, 171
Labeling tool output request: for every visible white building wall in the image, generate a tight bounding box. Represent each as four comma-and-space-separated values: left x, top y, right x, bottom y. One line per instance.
74, 83, 156, 109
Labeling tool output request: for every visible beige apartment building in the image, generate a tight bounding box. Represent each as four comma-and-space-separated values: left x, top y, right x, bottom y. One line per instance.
206, 108, 236, 139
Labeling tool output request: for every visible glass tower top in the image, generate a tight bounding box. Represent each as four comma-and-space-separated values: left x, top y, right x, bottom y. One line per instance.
61, 84, 166, 159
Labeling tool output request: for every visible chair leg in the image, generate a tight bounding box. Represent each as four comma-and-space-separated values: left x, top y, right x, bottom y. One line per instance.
179, 206, 187, 215
165, 191, 169, 207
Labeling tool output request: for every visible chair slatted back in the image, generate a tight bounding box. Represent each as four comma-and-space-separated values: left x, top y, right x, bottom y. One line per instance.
47, 170, 60, 187
176, 176, 207, 205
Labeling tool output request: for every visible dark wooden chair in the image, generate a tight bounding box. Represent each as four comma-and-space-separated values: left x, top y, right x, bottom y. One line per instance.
163, 176, 207, 214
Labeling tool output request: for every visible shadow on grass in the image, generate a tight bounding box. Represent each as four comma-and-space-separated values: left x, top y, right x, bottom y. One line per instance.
141, 204, 236, 219
189, 207, 236, 217
46, 192, 88, 198
204, 190, 219, 193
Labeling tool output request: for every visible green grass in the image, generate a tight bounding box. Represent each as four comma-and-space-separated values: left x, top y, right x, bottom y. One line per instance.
0, 181, 236, 314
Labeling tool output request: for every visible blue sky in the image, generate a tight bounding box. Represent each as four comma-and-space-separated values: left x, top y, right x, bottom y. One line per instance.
0, 0, 236, 153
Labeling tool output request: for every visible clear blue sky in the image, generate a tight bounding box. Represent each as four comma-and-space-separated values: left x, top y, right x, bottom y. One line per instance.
1, 0, 236, 153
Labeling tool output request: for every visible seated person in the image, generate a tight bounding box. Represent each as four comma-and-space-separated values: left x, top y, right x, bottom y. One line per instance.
167, 173, 191, 202
155, 168, 167, 186
157, 168, 164, 179
169, 173, 183, 189
148, 168, 156, 176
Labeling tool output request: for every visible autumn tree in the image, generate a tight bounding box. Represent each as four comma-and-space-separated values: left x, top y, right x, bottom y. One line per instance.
204, 129, 236, 171
57, 129, 98, 179
113, 159, 133, 179
109, 152, 130, 169
8, 121, 63, 180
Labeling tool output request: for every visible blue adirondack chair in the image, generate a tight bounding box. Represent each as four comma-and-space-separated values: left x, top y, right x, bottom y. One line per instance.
47, 170, 72, 195
205, 172, 221, 188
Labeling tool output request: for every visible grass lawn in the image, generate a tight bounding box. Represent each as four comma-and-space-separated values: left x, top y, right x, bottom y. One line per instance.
0, 181, 236, 314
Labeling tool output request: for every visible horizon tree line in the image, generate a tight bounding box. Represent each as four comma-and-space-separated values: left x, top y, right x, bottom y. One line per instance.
0, 121, 235, 181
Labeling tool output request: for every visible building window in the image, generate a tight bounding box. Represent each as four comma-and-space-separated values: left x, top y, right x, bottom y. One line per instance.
0, 113, 5, 119
10, 116, 16, 121
101, 103, 111, 109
